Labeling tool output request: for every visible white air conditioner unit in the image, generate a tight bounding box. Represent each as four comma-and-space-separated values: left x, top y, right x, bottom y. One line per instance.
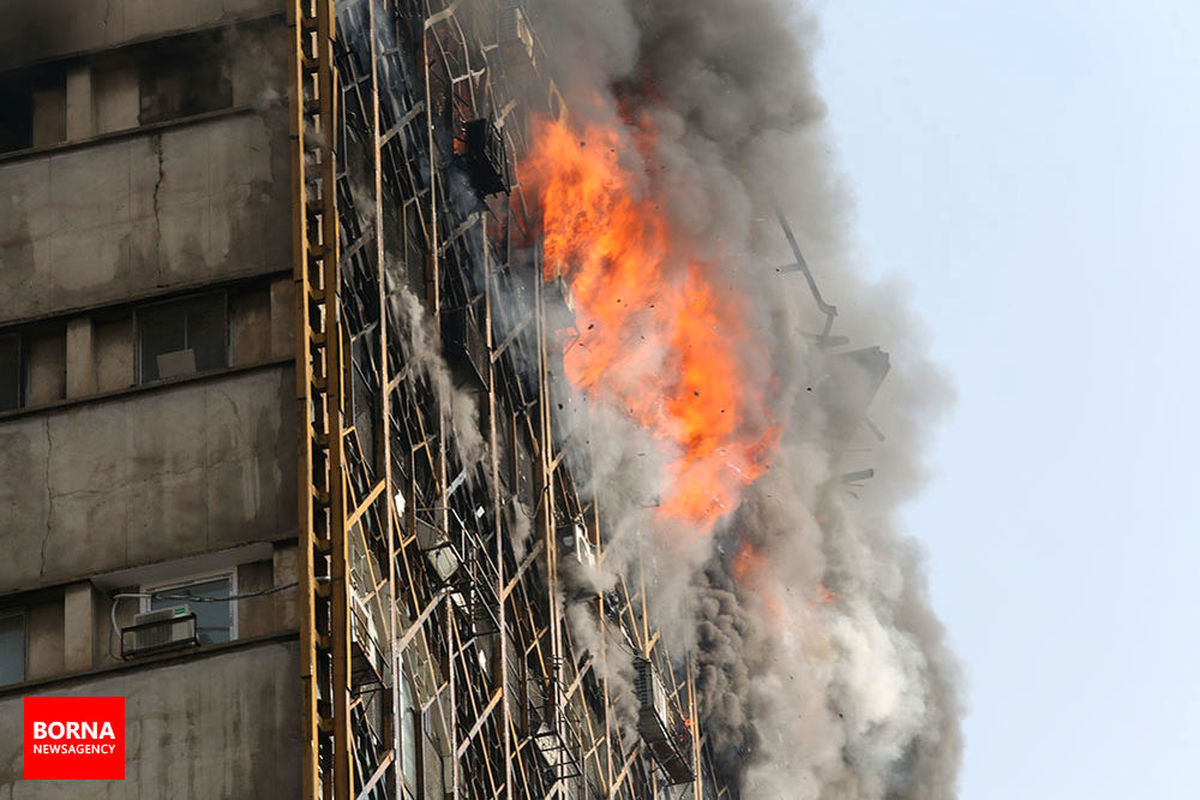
122, 605, 198, 658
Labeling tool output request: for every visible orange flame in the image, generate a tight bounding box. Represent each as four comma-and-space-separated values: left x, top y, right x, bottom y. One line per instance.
731, 539, 769, 586
730, 540, 784, 621
522, 116, 776, 533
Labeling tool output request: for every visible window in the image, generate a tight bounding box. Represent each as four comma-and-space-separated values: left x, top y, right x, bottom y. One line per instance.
136, 292, 229, 383
0, 79, 33, 153
144, 574, 235, 646
0, 334, 22, 412
138, 35, 232, 126
0, 611, 25, 686
0, 66, 67, 154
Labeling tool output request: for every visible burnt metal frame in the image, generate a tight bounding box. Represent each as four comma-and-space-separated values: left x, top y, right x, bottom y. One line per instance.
291, 2, 733, 798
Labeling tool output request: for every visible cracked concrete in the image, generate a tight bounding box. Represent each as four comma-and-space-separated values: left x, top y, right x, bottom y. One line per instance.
0, 113, 289, 327
152, 133, 165, 278
0, 367, 297, 595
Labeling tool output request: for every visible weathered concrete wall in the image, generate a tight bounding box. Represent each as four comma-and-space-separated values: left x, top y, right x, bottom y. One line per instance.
0, 111, 289, 325
0, 367, 297, 594
0, 0, 282, 70
0, 639, 302, 798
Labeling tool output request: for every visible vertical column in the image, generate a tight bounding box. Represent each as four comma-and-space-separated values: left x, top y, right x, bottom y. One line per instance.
65, 67, 95, 141
486, 231, 514, 799
291, 0, 347, 794
289, 0, 320, 793
65, 317, 97, 399
62, 582, 94, 673
318, 0, 351, 792
365, 1, 401, 794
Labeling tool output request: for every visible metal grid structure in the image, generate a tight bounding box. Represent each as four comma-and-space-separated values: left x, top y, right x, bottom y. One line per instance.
288, 1, 733, 797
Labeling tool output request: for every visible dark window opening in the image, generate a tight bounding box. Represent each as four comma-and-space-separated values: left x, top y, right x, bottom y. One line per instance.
136, 292, 229, 383
0, 66, 66, 155
0, 611, 25, 686
0, 81, 33, 153
139, 34, 232, 126
0, 335, 23, 412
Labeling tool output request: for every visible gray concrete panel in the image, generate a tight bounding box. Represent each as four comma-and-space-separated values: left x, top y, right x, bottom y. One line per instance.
0, 640, 302, 798
0, 113, 289, 325
0, 0, 282, 70
0, 367, 297, 594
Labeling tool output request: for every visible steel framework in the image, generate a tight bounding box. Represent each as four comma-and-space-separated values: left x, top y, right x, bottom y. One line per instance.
289, 2, 732, 798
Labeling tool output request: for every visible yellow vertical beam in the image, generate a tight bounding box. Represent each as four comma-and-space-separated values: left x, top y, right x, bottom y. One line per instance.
288, 0, 321, 797
292, 0, 347, 796
484, 231, 514, 800
315, 0, 351, 795
365, 1, 401, 796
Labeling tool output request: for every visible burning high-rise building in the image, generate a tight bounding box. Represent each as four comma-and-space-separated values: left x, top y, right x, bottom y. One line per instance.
0, 0, 960, 798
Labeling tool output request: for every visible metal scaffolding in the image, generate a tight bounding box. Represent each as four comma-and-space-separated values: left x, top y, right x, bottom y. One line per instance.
290, 1, 733, 797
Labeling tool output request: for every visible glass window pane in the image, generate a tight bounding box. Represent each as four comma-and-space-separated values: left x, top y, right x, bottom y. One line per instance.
139, 36, 232, 126
138, 304, 187, 382
187, 298, 228, 373
0, 613, 25, 685
150, 577, 232, 645
0, 336, 21, 412
138, 293, 227, 383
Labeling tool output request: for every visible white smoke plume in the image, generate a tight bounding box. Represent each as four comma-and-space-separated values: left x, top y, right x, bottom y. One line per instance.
387, 278, 487, 468
515, 0, 964, 797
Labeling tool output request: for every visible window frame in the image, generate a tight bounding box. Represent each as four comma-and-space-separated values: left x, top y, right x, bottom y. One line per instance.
0, 332, 25, 412
133, 290, 231, 385
139, 569, 238, 645
136, 33, 233, 127
0, 608, 27, 686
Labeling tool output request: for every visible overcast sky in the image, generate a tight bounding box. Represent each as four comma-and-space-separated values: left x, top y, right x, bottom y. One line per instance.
813, 1, 1200, 797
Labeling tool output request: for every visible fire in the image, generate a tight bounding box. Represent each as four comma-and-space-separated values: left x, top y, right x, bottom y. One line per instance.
731, 539, 768, 586
522, 115, 776, 533
730, 540, 783, 621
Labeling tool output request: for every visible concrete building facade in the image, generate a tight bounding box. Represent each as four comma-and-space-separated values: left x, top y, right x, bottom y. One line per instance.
0, 1, 303, 795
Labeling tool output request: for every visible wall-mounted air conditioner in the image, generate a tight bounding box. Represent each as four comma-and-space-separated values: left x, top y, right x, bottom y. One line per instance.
121, 605, 199, 659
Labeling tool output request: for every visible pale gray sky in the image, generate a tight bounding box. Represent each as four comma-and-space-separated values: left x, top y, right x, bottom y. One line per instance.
814, 1, 1200, 797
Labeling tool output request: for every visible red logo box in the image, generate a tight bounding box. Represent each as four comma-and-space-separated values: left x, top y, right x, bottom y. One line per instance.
24, 696, 125, 780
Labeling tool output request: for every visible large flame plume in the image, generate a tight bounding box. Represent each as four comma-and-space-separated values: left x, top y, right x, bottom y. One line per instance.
522, 115, 777, 533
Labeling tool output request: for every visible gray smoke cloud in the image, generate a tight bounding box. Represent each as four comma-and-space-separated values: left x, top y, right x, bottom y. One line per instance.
518, 0, 963, 797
